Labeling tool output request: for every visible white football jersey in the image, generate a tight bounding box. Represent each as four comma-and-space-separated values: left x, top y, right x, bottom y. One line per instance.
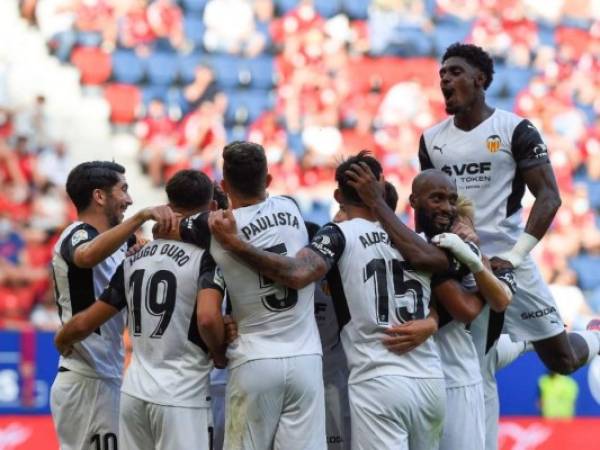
308, 219, 443, 385
420, 109, 551, 255
52, 222, 126, 380
181, 196, 322, 369
100, 239, 222, 408
314, 282, 347, 379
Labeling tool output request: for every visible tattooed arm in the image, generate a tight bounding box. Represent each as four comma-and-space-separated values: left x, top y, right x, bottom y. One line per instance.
208, 209, 330, 290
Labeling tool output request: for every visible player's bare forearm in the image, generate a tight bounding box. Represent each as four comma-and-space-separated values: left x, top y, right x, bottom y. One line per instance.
433, 280, 484, 323
197, 288, 226, 362
75, 206, 175, 268
55, 302, 119, 353
228, 241, 327, 290
371, 198, 449, 272
522, 164, 562, 240
473, 269, 512, 312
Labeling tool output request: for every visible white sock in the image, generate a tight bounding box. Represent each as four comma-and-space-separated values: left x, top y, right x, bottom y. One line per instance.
495, 334, 531, 370
571, 330, 600, 364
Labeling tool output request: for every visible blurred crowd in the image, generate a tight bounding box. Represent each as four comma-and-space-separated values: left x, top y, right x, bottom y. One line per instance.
0, 91, 74, 330
1, 0, 598, 330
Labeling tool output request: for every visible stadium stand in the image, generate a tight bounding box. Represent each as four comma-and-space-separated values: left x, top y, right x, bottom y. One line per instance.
1, 0, 599, 333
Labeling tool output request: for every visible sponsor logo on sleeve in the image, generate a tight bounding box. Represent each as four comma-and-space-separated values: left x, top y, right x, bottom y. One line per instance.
312, 234, 335, 258
533, 143, 548, 159
71, 229, 89, 246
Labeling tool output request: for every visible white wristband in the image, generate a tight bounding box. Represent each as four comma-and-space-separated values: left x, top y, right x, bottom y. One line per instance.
501, 232, 539, 268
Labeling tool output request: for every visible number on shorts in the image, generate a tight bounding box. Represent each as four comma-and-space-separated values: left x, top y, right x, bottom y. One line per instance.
129, 269, 177, 337
259, 243, 298, 312
364, 258, 425, 325
91, 433, 117, 450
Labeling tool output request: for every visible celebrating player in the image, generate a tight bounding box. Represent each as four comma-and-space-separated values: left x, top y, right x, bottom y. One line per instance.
419, 42, 600, 449
51, 161, 175, 450
54, 169, 221, 450
208, 152, 500, 449
169, 141, 326, 450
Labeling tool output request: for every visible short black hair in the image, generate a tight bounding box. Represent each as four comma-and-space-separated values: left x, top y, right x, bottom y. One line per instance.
335, 150, 382, 206
222, 141, 267, 198
66, 161, 126, 212
166, 170, 213, 210
442, 43, 494, 90
384, 181, 399, 212
213, 181, 229, 209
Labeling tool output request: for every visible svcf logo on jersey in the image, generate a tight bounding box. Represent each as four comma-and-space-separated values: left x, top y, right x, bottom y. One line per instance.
486, 135, 502, 153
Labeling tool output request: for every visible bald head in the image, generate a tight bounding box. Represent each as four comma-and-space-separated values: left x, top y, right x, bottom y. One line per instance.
411, 169, 455, 196
410, 169, 458, 238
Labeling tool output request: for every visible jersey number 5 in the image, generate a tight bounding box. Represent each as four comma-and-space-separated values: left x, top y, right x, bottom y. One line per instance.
129, 269, 177, 337
259, 243, 298, 312
364, 259, 425, 325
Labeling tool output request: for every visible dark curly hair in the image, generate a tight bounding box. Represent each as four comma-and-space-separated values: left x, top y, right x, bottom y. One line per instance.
442, 43, 495, 90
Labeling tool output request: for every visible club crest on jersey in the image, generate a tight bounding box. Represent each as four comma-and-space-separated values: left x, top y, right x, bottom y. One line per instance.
486, 135, 502, 153
71, 229, 89, 246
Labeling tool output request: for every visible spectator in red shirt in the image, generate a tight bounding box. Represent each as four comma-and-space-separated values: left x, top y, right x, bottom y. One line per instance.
147, 0, 186, 50
135, 98, 178, 186
119, 0, 156, 55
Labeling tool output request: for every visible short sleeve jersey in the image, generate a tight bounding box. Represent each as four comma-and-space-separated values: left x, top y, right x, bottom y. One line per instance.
308, 219, 443, 385
419, 109, 550, 254
180, 196, 322, 369
99, 239, 223, 408
52, 222, 127, 380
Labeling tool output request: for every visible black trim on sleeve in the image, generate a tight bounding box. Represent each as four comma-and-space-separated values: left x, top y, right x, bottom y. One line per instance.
98, 263, 127, 311
486, 311, 505, 354
418, 135, 434, 170
511, 119, 550, 171
180, 212, 211, 249
199, 252, 225, 294
493, 268, 517, 294
59, 223, 99, 265
505, 171, 526, 218
326, 265, 351, 331
306, 223, 346, 270
430, 250, 468, 287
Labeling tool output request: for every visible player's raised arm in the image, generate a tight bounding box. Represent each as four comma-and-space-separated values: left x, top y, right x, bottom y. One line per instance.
494, 121, 561, 270
208, 208, 329, 290
73, 205, 177, 268
345, 162, 450, 273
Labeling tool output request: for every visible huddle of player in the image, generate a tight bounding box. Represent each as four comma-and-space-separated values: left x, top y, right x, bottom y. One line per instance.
50, 42, 600, 450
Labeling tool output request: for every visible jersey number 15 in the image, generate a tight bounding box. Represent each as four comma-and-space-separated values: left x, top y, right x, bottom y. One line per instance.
364, 259, 425, 325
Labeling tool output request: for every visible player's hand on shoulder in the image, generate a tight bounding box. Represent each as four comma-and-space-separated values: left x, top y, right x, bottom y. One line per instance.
208, 208, 239, 250
345, 161, 386, 208
432, 233, 484, 273
223, 314, 238, 344
141, 205, 178, 234
382, 318, 438, 355
126, 236, 150, 256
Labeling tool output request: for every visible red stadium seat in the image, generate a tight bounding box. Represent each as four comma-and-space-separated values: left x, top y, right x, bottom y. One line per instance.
71, 47, 112, 85
104, 84, 141, 124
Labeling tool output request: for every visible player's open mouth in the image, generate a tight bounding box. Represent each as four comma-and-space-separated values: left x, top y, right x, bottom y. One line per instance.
442, 87, 455, 102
